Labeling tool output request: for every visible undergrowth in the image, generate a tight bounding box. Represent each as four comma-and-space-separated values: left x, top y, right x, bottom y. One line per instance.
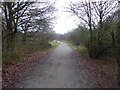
66, 41, 87, 54
3, 42, 52, 64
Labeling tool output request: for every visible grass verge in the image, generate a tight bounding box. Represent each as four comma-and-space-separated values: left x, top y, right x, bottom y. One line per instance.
66, 42, 88, 54
66, 41, 117, 66
49, 41, 61, 47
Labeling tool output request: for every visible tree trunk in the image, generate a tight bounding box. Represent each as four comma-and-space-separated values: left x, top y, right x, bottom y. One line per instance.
111, 31, 115, 47
6, 2, 14, 51
23, 31, 27, 45
97, 13, 103, 58
88, 2, 94, 58
6, 34, 14, 51
88, 23, 94, 58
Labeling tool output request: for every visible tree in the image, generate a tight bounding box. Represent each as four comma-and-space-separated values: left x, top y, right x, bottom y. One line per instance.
91, 0, 117, 58
67, 0, 117, 58
2, 0, 56, 51
67, 0, 99, 58
2, 1, 34, 50
29, 1, 56, 44
65, 25, 89, 47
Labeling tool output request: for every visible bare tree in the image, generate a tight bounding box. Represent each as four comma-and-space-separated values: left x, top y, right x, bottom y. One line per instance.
91, 0, 117, 57
2, 0, 56, 50
67, 0, 117, 58
2, 1, 34, 50
67, 0, 96, 58
28, 1, 56, 44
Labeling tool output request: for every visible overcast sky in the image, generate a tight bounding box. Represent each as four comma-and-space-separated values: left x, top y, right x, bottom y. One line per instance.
52, 0, 113, 34
53, 0, 80, 34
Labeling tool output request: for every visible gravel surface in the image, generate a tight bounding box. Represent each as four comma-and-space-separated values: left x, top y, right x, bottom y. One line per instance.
20, 42, 97, 88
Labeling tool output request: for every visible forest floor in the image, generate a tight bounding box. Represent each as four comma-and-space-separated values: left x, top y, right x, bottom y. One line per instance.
2, 42, 118, 88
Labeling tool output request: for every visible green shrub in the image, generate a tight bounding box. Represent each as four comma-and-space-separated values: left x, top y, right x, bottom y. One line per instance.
77, 45, 87, 54
66, 42, 88, 54
3, 50, 21, 64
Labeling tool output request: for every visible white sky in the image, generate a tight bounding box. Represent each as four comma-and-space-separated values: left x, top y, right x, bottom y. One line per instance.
53, 0, 112, 34
53, 0, 79, 34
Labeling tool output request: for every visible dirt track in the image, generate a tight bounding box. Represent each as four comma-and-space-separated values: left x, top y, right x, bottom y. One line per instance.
20, 42, 97, 88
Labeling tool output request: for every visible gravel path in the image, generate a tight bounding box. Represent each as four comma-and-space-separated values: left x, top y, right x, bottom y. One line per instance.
20, 42, 97, 88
